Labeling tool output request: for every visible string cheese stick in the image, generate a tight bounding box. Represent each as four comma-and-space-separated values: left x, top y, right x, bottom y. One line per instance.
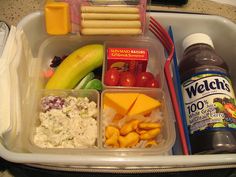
81, 6, 139, 13
81, 28, 142, 35
81, 20, 141, 28
81, 13, 140, 20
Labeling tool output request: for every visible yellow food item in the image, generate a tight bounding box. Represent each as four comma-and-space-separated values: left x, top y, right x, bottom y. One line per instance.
81, 28, 142, 35
105, 126, 120, 138
104, 93, 163, 148
81, 13, 140, 20
120, 119, 140, 136
128, 94, 161, 116
45, 44, 104, 89
105, 134, 119, 148
119, 132, 139, 148
105, 120, 162, 148
136, 127, 147, 135
81, 20, 141, 28
138, 122, 161, 130
105, 126, 120, 147
81, 6, 139, 13
145, 139, 158, 148
140, 128, 161, 140
80, 5, 142, 36
45, 1, 71, 35
104, 93, 139, 115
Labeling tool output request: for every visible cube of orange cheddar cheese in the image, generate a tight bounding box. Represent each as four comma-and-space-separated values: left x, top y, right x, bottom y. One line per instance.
45, 1, 71, 35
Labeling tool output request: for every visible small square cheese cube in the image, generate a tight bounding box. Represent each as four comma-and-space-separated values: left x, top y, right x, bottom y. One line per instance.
45, 2, 71, 35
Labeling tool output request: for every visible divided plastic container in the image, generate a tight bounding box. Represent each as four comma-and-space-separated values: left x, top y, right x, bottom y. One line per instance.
26, 89, 100, 154
22, 32, 175, 155
101, 89, 175, 153
1, 10, 236, 170
102, 39, 165, 89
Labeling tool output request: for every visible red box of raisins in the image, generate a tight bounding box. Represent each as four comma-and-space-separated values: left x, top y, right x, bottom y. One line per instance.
107, 47, 148, 74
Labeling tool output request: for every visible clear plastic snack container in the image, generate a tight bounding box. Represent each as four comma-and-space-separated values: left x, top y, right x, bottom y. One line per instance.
25, 89, 100, 154
102, 39, 165, 89
101, 89, 176, 155
79, 0, 148, 35
18, 30, 175, 155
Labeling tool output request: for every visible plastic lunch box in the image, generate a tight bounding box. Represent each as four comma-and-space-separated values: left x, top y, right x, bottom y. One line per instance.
0, 10, 236, 172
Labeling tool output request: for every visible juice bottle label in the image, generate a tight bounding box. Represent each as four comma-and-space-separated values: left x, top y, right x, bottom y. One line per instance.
181, 72, 236, 134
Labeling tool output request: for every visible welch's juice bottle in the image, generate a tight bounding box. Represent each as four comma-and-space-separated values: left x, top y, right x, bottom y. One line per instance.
179, 33, 236, 154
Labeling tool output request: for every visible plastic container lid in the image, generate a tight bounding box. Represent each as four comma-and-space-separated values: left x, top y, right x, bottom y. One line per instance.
182, 33, 214, 51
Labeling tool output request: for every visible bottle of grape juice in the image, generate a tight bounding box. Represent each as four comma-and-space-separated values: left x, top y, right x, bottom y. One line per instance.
179, 33, 236, 154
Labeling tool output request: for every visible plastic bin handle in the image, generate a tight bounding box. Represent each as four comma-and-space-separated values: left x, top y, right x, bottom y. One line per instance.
149, 16, 189, 155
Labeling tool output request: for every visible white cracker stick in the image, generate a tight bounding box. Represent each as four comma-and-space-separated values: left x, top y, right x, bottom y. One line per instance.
81, 6, 139, 14
81, 20, 141, 28
81, 13, 140, 20
81, 28, 142, 35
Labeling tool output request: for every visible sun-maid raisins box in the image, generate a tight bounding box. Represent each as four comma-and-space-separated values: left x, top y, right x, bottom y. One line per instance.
106, 47, 148, 74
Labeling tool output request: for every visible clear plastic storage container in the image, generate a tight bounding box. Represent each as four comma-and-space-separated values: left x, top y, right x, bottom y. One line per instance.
26, 89, 100, 154
101, 89, 175, 154
20, 30, 175, 155
102, 39, 164, 89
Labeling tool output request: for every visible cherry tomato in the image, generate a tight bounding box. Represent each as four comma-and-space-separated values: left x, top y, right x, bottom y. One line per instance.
145, 78, 159, 88
104, 68, 120, 86
135, 72, 155, 87
119, 72, 136, 87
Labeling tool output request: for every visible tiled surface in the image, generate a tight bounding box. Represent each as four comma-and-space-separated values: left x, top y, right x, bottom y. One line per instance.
0, 0, 236, 26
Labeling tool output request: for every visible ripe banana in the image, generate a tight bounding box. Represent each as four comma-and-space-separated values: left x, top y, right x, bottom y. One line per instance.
45, 44, 104, 89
